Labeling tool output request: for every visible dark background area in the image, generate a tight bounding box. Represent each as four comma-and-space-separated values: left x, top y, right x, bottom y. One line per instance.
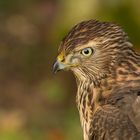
0, 0, 140, 140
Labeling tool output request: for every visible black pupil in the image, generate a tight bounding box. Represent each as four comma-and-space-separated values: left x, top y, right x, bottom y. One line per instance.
84, 49, 89, 54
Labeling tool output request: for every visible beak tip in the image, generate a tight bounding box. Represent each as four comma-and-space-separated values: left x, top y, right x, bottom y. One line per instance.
53, 60, 67, 74
52, 60, 59, 74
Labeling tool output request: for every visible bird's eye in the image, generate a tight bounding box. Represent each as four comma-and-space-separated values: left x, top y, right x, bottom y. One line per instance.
81, 47, 93, 57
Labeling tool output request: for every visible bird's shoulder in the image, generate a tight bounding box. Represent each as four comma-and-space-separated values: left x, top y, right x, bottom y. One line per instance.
104, 86, 140, 129
90, 104, 140, 140
105, 86, 140, 107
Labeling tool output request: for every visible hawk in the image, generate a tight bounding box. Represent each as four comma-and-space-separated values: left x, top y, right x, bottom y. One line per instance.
53, 20, 140, 140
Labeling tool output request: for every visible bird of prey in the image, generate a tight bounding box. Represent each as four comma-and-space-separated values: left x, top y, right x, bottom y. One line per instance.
53, 20, 140, 140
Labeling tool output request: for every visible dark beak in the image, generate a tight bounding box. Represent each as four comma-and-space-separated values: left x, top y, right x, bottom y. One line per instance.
53, 60, 60, 73
53, 60, 67, 73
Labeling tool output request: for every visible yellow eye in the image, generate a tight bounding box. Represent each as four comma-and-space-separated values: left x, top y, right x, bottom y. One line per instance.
81, 47, 93, 57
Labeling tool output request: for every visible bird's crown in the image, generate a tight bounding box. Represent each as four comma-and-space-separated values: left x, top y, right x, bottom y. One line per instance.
59, 20, 129, 54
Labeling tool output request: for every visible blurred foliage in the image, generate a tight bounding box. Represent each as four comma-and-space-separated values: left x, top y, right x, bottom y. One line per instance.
0, 0, 139, 140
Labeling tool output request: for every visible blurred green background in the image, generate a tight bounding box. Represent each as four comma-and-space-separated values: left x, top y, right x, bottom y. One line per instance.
0, 0, 140, 140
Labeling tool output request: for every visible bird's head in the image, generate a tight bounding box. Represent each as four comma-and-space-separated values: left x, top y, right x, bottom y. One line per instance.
53, 20, 132, 82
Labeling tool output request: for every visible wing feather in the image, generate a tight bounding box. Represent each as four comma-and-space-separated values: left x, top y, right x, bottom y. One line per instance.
90, 105, 140, 140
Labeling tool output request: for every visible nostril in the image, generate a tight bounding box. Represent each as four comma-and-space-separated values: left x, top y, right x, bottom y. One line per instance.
61, 58, 65, 62
57, 52, 65, 62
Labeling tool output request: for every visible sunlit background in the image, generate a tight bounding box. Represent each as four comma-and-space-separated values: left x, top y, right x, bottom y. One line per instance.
0, 0, 140, 140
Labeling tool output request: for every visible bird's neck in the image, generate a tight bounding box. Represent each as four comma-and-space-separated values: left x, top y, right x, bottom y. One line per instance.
76, 48, 140, 100
76, 48, 140, 136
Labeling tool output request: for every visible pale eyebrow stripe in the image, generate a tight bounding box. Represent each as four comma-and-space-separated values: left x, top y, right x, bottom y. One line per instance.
73, 41, 97, 51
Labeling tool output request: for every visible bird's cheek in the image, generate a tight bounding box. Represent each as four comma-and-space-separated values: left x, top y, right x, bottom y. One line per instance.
70, 57, 81, 67
64, 55, 80, 66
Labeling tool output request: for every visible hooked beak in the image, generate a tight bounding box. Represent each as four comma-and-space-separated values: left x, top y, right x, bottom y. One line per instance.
53, 60, 67, 73
53, 51, 68, 73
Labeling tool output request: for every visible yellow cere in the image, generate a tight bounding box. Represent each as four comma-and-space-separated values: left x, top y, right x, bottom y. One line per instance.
57, 51, 64, 62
